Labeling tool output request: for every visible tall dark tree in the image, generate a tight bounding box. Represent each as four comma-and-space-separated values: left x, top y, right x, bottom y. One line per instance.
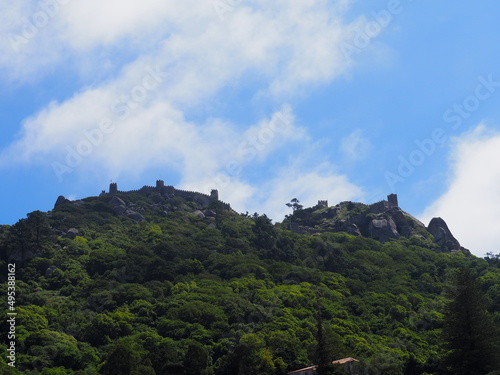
252, 213, 296, 261
99, 340, 137, 374
8, 218, 30, 261
442, 268, 500, 374
315, 291, 345, 375
6, 210, 51, 261
26, 210, 51, 250
219, 334, 276, 375
183, 341, 213, 375
252, 214, 277, 251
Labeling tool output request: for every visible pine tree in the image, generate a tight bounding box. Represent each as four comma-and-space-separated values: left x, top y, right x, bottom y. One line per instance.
442, 268, 500, 374
316, 291, 345, 375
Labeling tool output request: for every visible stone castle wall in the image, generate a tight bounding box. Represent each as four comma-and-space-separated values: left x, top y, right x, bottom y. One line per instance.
103, 181, 230, 210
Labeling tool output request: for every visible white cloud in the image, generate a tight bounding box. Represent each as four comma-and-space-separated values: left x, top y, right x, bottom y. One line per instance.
58, 0, 181, 49
1, 0, 365, 165
1, 1, 362, 88
183, 160, 364, 222
0, 0, 366, 222
254, 161, 364, 221
421, 125, 500, 257
340, 129, 371, 161
173, 139, 364, 221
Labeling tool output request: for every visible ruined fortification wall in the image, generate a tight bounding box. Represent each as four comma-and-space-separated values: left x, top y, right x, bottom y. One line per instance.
105, 181, 231, 210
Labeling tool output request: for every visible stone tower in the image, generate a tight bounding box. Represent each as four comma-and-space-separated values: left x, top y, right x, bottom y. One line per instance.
109, 182, 118, 195
317, 200, 328, 208
387, 193, 398, 208
210, 189, 219, 201
156, 180, 165, 190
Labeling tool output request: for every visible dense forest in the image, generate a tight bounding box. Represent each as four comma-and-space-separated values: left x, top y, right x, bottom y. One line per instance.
1, 190, 500, 374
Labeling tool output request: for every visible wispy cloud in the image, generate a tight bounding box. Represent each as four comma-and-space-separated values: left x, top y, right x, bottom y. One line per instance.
1, 0, 367, 219
256, 161, 364, 221
340, 129, 372, 161
2, 1, 365, 162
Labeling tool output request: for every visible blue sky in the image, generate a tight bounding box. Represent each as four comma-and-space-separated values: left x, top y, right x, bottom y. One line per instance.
1, 0, 500, 257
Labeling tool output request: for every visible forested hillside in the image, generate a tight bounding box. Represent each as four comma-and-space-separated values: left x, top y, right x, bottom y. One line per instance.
1, 190, 499, 374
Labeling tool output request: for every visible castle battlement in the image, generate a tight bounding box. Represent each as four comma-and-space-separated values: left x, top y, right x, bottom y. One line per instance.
387, 193, 398, 208
103, 181, 229, 210
317, 200, 328, 208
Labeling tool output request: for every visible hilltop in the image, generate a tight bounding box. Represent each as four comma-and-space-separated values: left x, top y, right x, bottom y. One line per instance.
0, 182, 499, 374
282, 194, 466, 254
55, 182, 465, 256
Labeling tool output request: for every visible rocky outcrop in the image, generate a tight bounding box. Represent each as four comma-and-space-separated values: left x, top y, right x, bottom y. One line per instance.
63, 228, 80, 239
54, 195, 70, 208
321, 204, 426, 243
193, 210, 205, 219
388, 208, 426, 237
369, 216, 400, 242
290, 196, 465, 251
346, 224, 361, 236
110, 196, 126, 208
126, 210, 145, 222
427, 217, 461, 251
204, 210, 216, 218
109, 196, 145, 222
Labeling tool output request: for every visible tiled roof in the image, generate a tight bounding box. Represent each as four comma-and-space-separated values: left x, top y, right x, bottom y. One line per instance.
287, 357, 359, 374
332, 357, 359, 365
288, 365, 317, 374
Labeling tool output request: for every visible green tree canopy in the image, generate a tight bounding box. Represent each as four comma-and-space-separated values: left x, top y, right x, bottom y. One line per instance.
442, 268, 500, 374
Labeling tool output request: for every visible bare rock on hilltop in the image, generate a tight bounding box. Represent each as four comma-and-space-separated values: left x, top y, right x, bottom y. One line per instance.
54, 195, 70, 208
369, 216, 400, 242
109, 196, 126, 208
427, 217, 461, 251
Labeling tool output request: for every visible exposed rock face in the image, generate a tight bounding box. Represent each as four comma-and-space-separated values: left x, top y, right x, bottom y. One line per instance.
54, 195, 70, 208
290, 197, 457, 247
204, 210, 216, 218
108, 196, 145, 221
326, 204, 426, 243
193, 210, 205, 219
114, 205, 128, 215
126, 211, 146, 222
427, 217, 461, 251
369, 216, 400, 242
110, 196, 126, 208
64, 228, 80, 239
389, 208, 425, 237
346, 224, 361, 236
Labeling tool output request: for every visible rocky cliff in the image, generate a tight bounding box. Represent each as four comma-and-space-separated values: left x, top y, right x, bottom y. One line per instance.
288, 195, 469, 254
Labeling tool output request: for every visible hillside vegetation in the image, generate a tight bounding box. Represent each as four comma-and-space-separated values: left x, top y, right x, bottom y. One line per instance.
1, 190, 499, 374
